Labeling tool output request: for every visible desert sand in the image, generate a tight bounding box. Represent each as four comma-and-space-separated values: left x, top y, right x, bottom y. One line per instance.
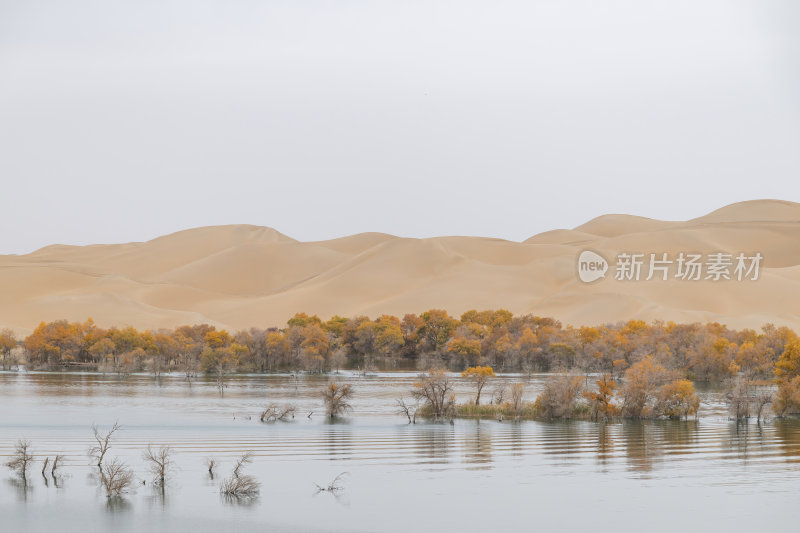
1, 199, 799, 335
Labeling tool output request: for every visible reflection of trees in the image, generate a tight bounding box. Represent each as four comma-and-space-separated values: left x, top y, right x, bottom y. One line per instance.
621, 420, 701, 473
509, 422, 524, 458
621, 422, 662, 474
26, 371, 149, 399
105, 495, 133, 513
660, 419, 700, 455
596, 422, 613, 468
6, 477, 31, 502
415, 425, 455, 465
725, 421, 754, 461
538, 421, 584, 464
323, 423, 353, 460
772, 419, 800, 462
463, 422, 492, 468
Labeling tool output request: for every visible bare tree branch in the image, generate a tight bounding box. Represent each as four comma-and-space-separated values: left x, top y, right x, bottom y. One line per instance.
6, 439, 34, 480
100, 458, 134, 497
259, 404, 296, 422
142, 445, 174, 486
314, 472, 349, 492
89, 421, 121, 467
220, 452, 260, 498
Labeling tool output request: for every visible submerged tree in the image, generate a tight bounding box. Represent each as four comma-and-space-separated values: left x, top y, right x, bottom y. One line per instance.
725, 377, 752, 421
100, 458, 134, 498
259, 404, 296, 422
314, 472, 348, 493
0, 329, 17, 370
322, 382, 353, 419
774, 339, 800, 415
89, 421, 121, 467
509, 383, 526, 419
395, 397, 418, 424
657, 379, 700, 419
411, 369, 455, 421
51, 454, 63, 476
461, 366, 495, 405
753, 387, 773, 422
619, 356, 669, 419
583, 375, 618, 421
143, 445, 174, 486
206, 457, 217, 479
534, 373, 584, 419
6, 439, 34, 481
774, 377, 800, 416
220, 452, 260, 498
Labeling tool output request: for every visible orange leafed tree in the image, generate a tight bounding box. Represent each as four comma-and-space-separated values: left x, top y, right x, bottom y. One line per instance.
583, 374, 618, 420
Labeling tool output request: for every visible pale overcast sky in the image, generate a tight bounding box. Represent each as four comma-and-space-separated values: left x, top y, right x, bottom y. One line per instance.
1, 0, 798, 254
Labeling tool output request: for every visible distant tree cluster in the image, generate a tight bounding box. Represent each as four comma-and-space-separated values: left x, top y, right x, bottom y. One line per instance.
1, 312, 788, 378
4, 312, 796, 384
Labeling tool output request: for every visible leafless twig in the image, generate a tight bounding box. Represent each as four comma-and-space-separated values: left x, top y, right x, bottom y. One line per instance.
395, 397, 418, 424
51, 454, 63, 476
314, 471, 349, 492
260, 404, 296, 422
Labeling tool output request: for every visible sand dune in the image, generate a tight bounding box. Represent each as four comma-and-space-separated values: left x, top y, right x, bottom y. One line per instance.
2, 199, 799, 334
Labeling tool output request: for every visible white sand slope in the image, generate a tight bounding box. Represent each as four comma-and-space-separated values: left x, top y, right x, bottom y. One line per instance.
2, 200, 799, 334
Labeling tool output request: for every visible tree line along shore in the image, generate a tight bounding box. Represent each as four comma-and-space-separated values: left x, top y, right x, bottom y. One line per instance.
2, 310, 800, 417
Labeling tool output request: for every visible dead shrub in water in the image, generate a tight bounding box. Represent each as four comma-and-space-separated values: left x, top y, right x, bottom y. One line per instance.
100, 458, 134, 497
143, 445, 174, 486
220, 452, 260, 498
395, 397, 418, 423
534, 374, 585, 419
314, 472, 348, 493
6, 439, 34, 480
753, 386, 773, 421
322, 382, 353, 419
412, 370, 455, 421
221, 474, 260, 498
491, 385, 508, 405
725, 377, 773, 421
509, 383, 526, 419
260, 404, 296, 422
51, 454, 63, 476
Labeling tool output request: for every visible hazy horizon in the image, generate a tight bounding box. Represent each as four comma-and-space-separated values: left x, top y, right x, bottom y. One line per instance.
2, 0, 799, 254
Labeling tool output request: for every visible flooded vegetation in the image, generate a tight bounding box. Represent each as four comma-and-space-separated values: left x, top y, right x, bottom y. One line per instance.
2, 371, 800, 532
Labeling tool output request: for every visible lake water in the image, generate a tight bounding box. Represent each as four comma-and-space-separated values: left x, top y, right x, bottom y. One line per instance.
1, 371, 799, 532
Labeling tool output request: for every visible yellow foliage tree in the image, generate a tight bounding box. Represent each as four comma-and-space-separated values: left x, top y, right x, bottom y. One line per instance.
774, 339, 800, 414
461, 365, 495, 405
657, 379, 700, 419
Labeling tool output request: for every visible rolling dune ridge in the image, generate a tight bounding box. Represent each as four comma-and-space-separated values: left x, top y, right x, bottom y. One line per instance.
2, 200, 798, 334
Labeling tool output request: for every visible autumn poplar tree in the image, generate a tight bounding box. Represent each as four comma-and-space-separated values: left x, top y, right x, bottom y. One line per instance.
461, 366, 495, 405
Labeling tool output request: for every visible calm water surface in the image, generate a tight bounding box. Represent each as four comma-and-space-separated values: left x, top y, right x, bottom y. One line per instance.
1, 371, 799, 532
